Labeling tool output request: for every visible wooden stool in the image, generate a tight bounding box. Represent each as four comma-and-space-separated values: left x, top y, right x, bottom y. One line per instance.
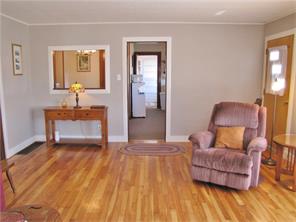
274, 134, 296, 191
8, 205, 62, 222
0, 211, 25, 222
1, 160, 16, 193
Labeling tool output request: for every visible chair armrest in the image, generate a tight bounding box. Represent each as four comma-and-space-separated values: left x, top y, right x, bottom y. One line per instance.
188, 131, 215, 150
247, 137, 267, 155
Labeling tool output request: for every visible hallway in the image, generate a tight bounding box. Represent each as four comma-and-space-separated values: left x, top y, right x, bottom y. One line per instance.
129, 108, 165, 140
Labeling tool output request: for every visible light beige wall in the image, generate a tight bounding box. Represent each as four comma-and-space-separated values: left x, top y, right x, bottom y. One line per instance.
1, 16, 34, 156
63, 51, 100, 88
264, 13, 296, 133
30, 24, 264, 138
264, 13, 296, 36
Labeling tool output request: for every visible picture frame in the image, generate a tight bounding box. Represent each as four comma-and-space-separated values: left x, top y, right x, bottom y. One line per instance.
12, 44, 23, 75
77, 54, 91, 72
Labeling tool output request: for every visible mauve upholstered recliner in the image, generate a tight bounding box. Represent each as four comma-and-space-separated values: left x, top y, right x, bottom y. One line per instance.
189, 102, 267, 190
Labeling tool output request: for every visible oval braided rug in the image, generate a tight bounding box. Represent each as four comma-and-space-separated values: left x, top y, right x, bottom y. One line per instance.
120, 143, 185, 156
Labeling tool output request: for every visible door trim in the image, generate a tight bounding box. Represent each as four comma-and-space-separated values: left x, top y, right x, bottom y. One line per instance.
0, 51, 9, 156
122, 37, 172, 141
262, 28, 296, 133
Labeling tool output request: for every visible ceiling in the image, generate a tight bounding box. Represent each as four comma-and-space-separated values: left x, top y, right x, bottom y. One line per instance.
1, 0, 296, 25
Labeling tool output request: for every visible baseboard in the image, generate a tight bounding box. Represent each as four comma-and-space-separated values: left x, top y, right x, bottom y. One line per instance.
34, 135, 46, 141
34, 134, 126, 142
108, 136, 127, 142
166, 135, 189, 142
6, 134, 188, 158
6, 136, 36, 158
35, 134, 189, 143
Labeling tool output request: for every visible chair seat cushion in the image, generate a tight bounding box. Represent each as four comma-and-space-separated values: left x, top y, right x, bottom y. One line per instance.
192, 148, 253, 175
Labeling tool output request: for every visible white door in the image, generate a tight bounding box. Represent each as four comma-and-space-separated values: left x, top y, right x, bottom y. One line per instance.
137, 55, 158, 108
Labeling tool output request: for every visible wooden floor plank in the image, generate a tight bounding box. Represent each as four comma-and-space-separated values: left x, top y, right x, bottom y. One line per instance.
2, 142, 296, 221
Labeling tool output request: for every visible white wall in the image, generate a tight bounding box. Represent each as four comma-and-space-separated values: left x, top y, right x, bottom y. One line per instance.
265, 13, 296, 36
1, 16, 34, 157
29, 24, 264, 139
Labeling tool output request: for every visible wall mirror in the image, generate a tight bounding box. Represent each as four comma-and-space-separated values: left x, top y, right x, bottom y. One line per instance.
48, 45, 110, 94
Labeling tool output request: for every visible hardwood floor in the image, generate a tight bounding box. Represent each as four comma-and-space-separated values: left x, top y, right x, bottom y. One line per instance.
2, 142, 296, 221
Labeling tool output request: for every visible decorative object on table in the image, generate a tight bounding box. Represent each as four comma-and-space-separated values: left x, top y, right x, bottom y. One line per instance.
12, 44, 23, 75
273, 134, 296, 191
77, 53, 91, 72
262, 45, 287, 166
120, 143, 185, 156
60, 98, 68, 108
69, 81, 85, 109
189, 102, 267, 190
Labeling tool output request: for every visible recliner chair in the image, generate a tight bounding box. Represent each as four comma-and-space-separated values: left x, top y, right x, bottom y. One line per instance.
189, 102, 267, 190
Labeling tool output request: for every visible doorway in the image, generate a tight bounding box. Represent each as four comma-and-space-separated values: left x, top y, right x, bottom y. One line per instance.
127, 42, 167, 140
263, 35, 294, 146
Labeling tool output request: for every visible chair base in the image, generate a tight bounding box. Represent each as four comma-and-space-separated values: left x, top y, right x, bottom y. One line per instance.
192, 165, 252, 190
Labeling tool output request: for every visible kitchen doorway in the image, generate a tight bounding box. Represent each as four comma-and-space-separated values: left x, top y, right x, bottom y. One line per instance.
127, 42, 167, 140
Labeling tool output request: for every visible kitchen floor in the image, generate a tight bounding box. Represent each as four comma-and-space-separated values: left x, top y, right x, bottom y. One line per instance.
129, 108, 165, 140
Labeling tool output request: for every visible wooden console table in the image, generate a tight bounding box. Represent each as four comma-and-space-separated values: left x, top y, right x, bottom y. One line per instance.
44, 106, 108, 148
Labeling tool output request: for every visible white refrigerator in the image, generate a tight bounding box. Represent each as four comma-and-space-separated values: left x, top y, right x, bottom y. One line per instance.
132, 82, 146, 117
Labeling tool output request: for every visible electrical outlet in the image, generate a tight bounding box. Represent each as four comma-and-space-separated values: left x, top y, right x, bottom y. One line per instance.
116, 74, 121, 81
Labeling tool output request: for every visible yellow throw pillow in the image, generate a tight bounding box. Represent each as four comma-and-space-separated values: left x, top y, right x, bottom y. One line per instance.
214, 127, 245, 150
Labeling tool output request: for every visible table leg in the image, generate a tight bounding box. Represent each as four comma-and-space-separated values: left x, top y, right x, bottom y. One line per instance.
51, 120, 56, 142
293, 156, 296, 192
6, 169, 16, 193
275, 144, 283, 181
101, 121, 106, 149
45, 119, 51, 147
104, 113, 108, 146
101, 115, 108, 149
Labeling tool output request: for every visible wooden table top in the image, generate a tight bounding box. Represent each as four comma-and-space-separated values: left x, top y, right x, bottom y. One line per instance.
273, 134, 296, 148
44, 105, 108, 111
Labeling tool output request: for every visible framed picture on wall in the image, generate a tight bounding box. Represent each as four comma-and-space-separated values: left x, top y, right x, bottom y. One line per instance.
77, 54, 91, 72
12, 44, 23, 75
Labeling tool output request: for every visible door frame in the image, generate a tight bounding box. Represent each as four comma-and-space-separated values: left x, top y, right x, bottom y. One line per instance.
133, 52, 162, 109
122, 37, 172, 141
0, 50, 9, 157
262, 28, 296, 133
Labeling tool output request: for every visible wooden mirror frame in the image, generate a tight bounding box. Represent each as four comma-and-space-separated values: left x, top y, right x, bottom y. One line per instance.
48, 45, 110, 94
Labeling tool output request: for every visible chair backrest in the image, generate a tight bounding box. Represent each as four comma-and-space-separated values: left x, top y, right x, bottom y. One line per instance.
208, 102, 266, 149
